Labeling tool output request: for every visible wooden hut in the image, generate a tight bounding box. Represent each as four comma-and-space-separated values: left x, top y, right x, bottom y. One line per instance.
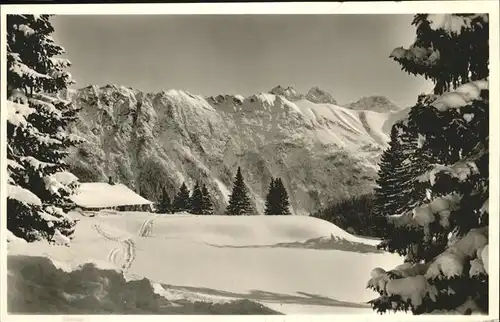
70, 182, 154, 212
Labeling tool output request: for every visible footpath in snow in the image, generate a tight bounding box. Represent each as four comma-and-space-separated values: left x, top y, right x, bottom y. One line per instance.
7, 211, 405, 315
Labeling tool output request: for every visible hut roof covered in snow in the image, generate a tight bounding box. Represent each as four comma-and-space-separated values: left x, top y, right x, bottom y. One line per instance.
70, 182, 153, 209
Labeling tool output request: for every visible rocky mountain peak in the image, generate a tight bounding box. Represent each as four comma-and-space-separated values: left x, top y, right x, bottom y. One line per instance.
345, 95, 400, 113
269, 85, 304, 102
306, 86, 337, 105
207, 94, 244, 106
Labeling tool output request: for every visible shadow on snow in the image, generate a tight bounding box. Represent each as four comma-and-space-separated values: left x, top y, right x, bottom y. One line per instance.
205, 235, 383, 254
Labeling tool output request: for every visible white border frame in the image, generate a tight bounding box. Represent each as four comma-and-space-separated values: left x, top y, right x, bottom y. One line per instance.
1, 2, 499, 322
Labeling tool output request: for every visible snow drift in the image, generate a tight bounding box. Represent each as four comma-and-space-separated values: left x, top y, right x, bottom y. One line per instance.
7, 255, 279, 314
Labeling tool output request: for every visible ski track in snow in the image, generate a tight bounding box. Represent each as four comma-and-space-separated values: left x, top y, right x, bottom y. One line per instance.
92, 223, 139, 271
138, 218, 155, 237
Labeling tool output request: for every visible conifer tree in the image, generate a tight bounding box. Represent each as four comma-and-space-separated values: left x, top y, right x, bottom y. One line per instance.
172, 182, 191, 213
265, 178, 292, 215
6, 14, 82, 243
157, 187, 172, 214
367, 14, 489, 315
275, 178, 292, 216
373, 118, 431, 239
190, 182, 203, 215
264, 178, 277, 216
201, 184, 214, 216
226, 167, 254, 216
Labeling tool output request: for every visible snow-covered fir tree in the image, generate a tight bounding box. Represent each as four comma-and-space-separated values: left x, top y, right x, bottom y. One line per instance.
226, 167, 254, 216
264, 178, 291, 216
172, 182, 191, 213
7, 14, 82, 243
156, 186, 172, 214
390, 14, 488, 95
201, 184, 214, 216
368, 14, 489, 315
190, 182, 203, 215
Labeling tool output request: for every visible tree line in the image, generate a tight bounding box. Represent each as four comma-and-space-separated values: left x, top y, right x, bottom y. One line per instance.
311, 193, 386, 238
157, 167, 292, 216
156, 182, 214, 215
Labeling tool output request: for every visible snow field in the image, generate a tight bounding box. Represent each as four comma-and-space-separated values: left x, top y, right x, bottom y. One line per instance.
8, 211, 404, 314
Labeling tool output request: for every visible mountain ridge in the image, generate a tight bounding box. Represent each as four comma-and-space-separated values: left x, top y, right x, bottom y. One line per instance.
62, 85, 408, 215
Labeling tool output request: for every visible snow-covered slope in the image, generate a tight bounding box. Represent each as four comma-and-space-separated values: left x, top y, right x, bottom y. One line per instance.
64, 85, 405, 215
7, 211, 404, 314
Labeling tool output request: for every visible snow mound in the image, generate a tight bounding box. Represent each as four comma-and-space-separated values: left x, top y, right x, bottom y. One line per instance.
101, 213, 383, 247
7, 255, 279, 314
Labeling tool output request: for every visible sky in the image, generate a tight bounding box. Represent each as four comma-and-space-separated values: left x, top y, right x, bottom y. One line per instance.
51, 14, 433, 108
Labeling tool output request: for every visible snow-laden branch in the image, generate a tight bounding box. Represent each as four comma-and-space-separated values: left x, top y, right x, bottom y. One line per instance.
19, 156, 57, 170
417, 141, 487, 188
10, 61, 52, 80
390, 46, 440, 66
7, 100, 36, 127
368, 226, 488, 311
427, 14, 488, 36
7, 158, 25, 170
7, 184, 42, 206
44, 171, 79, 197
388, 193, 461, 232
426, 227, 488, 279
431, 79, 488, 112
16, 24, 36, 36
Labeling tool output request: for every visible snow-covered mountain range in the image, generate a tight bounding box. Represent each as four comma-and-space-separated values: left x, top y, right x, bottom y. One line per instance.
62, 85, 407, 215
